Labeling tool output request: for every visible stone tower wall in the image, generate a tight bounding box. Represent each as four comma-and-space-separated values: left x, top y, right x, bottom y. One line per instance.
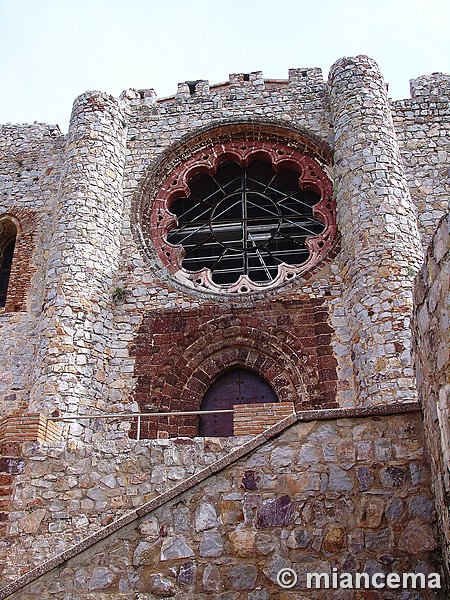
393, 73, 450, 248
0, 57, 449, 596
413, 213, 450, 580
29, 92, 128, 419
0, 124, 64, 416
0, 59, 448, 426
328, 56, 424, 408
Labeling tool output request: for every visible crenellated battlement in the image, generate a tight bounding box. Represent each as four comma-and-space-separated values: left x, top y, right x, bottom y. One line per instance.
410, 72, 450, 99
0, 122, 62, 152
119, 66, 328, 108
288, 67, 324, 85
119, 65, 450, 112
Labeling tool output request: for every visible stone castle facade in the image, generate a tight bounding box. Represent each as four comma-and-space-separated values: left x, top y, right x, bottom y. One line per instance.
0, 55, 448, 598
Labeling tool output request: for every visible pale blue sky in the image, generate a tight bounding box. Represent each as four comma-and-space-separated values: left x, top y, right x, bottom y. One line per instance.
0, 0, 449, 132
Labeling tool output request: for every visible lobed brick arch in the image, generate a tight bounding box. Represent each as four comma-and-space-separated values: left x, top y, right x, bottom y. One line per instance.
131, 302, 337, 438
131, 119, 337, 298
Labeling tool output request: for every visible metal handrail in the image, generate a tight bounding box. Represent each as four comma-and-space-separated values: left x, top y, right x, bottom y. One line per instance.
50, 410, 233, 421
48, 410, 234, 441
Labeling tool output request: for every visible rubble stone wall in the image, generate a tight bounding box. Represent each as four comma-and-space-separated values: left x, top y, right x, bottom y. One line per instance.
393, 73, 450, 249
29, 92, 128, 417
0, 123, 65, 415
2, 413, 444, 599
413, 213, 450, 580
2, 59, 447, 431
329, 56, 424, 408
0, 56, 449, 597
0, 435, 242, 583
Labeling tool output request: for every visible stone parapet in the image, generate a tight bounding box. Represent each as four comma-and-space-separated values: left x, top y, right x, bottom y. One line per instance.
0, 434, 248, 583
410, 73, 450, 99
392, 76, 450, 249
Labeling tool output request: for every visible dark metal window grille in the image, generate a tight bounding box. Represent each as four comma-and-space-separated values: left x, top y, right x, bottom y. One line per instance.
167, 160, 325, 286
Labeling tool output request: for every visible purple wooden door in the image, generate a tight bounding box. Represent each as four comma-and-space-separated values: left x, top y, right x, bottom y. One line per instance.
199, 368, 278, 437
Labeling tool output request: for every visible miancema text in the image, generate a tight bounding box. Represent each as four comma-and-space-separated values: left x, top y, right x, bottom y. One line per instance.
307, 569, 441, 589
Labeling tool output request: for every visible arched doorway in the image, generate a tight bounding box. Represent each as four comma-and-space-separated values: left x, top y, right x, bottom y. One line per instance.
199, 368, 278, 437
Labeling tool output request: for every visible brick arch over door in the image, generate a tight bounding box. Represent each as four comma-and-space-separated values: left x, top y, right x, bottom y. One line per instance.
130, 301, 338, 438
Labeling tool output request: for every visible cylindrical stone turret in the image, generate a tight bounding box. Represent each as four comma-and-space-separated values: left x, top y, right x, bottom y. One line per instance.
328, 56, 424, 406
31, 92, 128, 422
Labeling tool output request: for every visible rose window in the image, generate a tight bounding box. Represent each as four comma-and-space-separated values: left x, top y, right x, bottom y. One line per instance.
151, 140, 335, 293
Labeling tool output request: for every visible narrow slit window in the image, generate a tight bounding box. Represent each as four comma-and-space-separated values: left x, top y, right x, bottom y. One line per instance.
0, 220, 17, 308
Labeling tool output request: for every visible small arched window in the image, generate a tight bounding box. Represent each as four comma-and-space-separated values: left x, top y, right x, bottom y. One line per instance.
0, 219, 17, 308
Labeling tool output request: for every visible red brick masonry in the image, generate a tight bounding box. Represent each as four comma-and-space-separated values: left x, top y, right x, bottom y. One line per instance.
0, 208, 37, 312
233, 402, 295, 435
130, 300, 338, 438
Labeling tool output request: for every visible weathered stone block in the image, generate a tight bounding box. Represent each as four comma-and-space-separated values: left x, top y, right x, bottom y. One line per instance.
398, 520, 438, 553
356, 497, 385, 530
256, 495, 294, 528
202, 564, 223, 592
199, 530, 224, 557
226, 564, 258, 591
322, 526, 346, 553
88, 567, 114, 591
195, 502, 219, 531
328, 465, 353, 491
160, 536, 194, 561
177, 560, 195, 587
229, 530, 256, 557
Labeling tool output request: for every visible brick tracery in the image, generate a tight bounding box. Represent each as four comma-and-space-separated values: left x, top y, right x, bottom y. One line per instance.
133, 120, 337, 296
150, 140, 336, 293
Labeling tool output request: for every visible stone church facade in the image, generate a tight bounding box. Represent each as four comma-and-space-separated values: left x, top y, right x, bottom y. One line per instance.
0, 55, 448, 598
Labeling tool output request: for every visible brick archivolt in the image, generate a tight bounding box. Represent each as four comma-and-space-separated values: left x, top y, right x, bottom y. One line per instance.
164, 325, 308, 404
0, 207, 37, 313
131, 302, 337, 437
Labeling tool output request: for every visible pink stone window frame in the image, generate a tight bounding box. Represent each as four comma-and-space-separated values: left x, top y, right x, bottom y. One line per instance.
151, 140, 336, 294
